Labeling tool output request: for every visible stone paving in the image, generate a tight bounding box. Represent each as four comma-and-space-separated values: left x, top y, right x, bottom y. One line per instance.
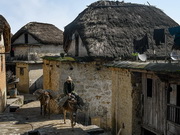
0, 95, 111, 135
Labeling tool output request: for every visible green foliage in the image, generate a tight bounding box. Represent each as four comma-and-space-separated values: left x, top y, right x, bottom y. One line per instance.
43, 56, 75, 61
131, 53, 138, 56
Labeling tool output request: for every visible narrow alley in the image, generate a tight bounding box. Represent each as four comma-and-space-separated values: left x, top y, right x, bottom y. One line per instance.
0, 94, 109, 135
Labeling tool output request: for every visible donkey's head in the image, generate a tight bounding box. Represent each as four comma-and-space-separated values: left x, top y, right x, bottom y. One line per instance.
39, 91, 51, 105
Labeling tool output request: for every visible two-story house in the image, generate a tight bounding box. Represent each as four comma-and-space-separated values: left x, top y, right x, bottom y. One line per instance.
8, 22, 64, 94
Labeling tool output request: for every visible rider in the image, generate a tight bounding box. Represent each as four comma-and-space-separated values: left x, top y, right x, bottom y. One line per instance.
63, 76, 75, 96
63, 76, 84, 109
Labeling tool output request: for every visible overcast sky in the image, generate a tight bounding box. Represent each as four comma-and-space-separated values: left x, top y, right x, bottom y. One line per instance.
1, 0, 179, 34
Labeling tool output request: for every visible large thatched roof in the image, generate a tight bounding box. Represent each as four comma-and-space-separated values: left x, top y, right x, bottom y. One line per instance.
0, 15, 11, 52
64, 1, 179, 60
12, 22, 63, 45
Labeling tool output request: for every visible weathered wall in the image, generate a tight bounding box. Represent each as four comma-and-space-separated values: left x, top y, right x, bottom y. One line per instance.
111, 69, 142, 135
0, 49, 6, 112
43, 60, 61, 91
16, 62, 29, 93
111, 68, 134, 135
29, 45, 64, 60
14, 46, 28, 58
14, 45, 64, 61
0, 33, 7, 112
29, 64, 43, 94
43, 60, 112, 129
13, 33, 64, 61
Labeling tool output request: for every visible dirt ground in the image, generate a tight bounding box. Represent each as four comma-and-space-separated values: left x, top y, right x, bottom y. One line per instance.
0, 95, 111, 135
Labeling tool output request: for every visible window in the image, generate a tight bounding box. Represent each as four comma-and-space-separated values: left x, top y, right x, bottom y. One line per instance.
20, 68, 24, 75
147, 78, 153, 97
24, 33, 28, 44
167, 84, 180, 124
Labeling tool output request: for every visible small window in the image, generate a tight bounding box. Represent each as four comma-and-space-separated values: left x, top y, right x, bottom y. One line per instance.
147, 78, 153, 97
24, 33, 28, 43
20, 68, 24, 75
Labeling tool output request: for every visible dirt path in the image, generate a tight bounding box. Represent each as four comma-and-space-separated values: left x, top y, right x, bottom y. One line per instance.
0, 100, 110, 135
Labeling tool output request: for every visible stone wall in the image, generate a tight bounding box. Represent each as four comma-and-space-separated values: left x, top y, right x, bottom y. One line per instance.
0, 51, 6, 112
43, 59, 112, 129
43, 60, 61, 91
111, 68, 133, 135
111, 68, 142, 135
16, 62, 29, 93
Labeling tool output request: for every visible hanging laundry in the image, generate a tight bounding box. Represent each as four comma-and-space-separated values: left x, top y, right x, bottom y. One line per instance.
168, 26, 180, 47
133, 34, 149, 54
153, 29, 165, 45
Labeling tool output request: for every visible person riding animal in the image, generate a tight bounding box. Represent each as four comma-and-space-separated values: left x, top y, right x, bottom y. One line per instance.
63, 76, 84, 109
63, 76, 75, 96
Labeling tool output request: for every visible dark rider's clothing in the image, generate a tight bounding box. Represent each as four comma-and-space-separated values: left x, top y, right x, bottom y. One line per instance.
61, 81, 84, 109
63, 81, 75, 95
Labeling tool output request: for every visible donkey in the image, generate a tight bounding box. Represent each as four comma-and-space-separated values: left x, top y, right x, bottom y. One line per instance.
33, 89, 51, 118
63, 95, 78, 130
58, 95, 84, 130
38, 91, 51, 118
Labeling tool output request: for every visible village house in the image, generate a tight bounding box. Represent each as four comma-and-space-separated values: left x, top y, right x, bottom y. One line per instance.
43, 1, 179, 135
0, 15, 11, 112
7, 22, 64, 94
106, 61, 180, 135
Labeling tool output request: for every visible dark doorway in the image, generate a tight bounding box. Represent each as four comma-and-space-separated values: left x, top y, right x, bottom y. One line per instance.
143, 128, 156, 135
177, 85, 180, 106
176, 85, 180, 124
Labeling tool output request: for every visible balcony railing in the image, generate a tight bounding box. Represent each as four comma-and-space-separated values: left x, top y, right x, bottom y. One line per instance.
167, 104, 180, 124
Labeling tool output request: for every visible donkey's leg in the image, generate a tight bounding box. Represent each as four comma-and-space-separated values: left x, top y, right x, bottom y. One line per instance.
70, 112, 74, 131
44, 105, 47, 116
64, 110, 66, 124
73, 112, 76, 126
48, 103, 50, 119
40, 104, 42, 115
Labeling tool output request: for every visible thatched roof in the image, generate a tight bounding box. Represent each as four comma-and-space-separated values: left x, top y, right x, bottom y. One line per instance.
12, 22, 63, 45
0, 15, 11, 52
64, 1, 179, 60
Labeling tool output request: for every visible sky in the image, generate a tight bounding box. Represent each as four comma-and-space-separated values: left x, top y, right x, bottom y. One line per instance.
0, 0, 180, 34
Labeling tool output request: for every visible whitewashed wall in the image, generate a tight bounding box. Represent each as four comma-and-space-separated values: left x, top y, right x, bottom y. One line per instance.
13, 34, 39, 44
67, 34, 88, 57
